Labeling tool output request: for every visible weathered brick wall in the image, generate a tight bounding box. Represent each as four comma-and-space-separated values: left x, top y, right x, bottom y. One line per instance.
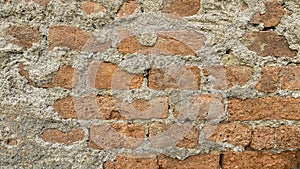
0, 0, 299, 168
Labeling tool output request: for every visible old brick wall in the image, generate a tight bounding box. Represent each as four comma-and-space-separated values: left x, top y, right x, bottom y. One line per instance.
0, 0, 299, 168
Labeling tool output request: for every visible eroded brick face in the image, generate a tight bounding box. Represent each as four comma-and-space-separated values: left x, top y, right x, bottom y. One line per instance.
223, 151, 300, 169
250, 0, 285, 27
256, 67, 281, 93
277, 125, 300, 149
228, 97, 300, 121
40, 129, 84, 145
42, 65, 76, 89
242, 31, 297, 57
203, 66, 253, 89
117, 0, 139, 18
6, 25, 41, 49
282, 66, 300, 90
81, 1, 106, 15
48, 25, 110, 52
88, 62, 143, 89
162, 0, 200, 17
89, 123, 145, 149
250, 127, 275, 150
203, 123, 252, 147
117, 30, 206, 56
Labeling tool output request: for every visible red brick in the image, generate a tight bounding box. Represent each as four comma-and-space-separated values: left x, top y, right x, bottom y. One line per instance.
251, 127, 275, 150
40, 129, 84, 145
81, 1, 106, 15
117, 0, 139, 18
53, 96, 77, 119
89, 123, 144, 149
148, 123, 199, 149
203, 123, 252, 147
162, 0, 200, 17
223, 151, 300, 169
117, 30, 205, 56
48, 25, 110, 52
256, 67, 280, 93
242, 31, 297, 57
112, 154, 158, 169
228, 97, 300, 121
277, 126, 300, 149
250, 0, 285, 27
87, 62, 143, 89
282, 66, 300, 90
158, 153, 220, 169
6, 25, 41, 49
18, 63, 35, 86
42, 66, 76, 89
174, 94, 224, 121
148, 66, 200, 90
203, 66, 253, 89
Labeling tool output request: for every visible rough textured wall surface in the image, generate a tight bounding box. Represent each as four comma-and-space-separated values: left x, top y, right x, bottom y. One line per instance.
0, 0, 300, 168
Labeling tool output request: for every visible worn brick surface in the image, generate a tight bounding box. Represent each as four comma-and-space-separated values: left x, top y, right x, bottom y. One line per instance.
250, 0, 285, 27
89, 123, 144, 149
282, 66, 300, 90
88, 62, 143, 89
48, 25, 110, 52
6, 24, 41, 49
251, 127, 275, 150
118, 30, 205, 56
148, 66, 200, 90
228, 97, 300, 121
117, 0, 139, 18
42, 65, 76, 89
158, 154, 220, 169
203, 66, 253, 89
223, 151, 300, 169
204, 123, 252, 147
242, 31, 297, 57
81, 1, 105, 15
162, 0, 200, 17
256, 67, 280, 93
277, 125, 300, 149
40, 129, 84, 145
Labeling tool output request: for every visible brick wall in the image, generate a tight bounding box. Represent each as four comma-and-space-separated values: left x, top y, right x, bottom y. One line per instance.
0, 0, 299, 168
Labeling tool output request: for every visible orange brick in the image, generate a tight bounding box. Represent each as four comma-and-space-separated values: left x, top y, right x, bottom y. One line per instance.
88, 62, 143, 89
40, 129, 84, 145
282, 66, 300, 90
250, 0, 285, 27
204, 66, 253, 89
6, 24, 41, 49
82, 1, 105, 15
223, 151, 300, 169
242, 31, 297, 57
228, 97, 300, 121
174, 94, 224, 121
251, 127, 275, 150
53, 96, 77, 119
48, 25, 110, 52
256, 67, 280, 92
112, 154, 158, 169
117, 0, 139, 18
162, 0, 200, 17
148, 66, 200, 90
42, 66, 76, 89
89, 123, 144, 149
18, 63, 35, 86
277, 126, 300, 149
203, 123, 252, 147
148, 123, 199, 149
158, 153, 220, 169
117, 30, 205, 56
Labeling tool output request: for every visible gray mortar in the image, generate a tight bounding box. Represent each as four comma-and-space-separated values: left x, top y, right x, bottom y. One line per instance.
1, 0, 300, 168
